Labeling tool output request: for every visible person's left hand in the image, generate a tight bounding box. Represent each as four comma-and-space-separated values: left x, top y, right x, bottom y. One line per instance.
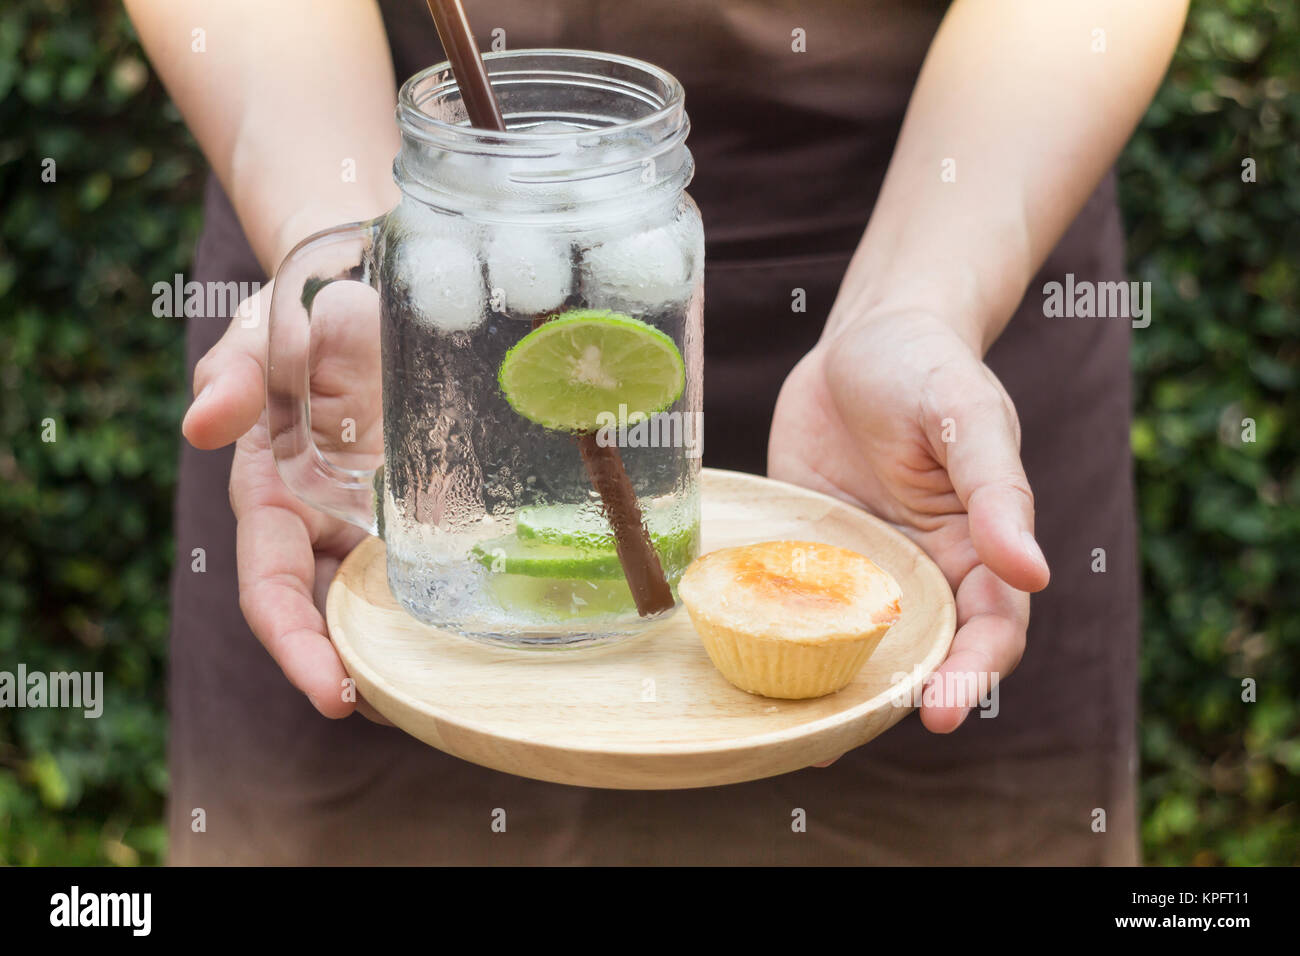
768, 309, 1050, 754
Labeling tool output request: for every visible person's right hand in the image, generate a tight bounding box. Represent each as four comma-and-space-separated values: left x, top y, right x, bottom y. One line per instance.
770, 308, 1050, 739
182, 277, 385, 719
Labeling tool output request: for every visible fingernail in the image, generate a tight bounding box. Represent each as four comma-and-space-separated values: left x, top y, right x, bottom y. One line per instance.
1021, 530, 1046, 567
307, 692, 322, 712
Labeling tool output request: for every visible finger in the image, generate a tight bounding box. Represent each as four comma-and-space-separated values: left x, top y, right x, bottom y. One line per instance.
306, 280, 381, 392
934, 377, 1050, 593
235, 499, 355, 719
182, 283, 272, 450
919, 564, 1029, 734
301, 281, 385, 461
811, 756, 841, 768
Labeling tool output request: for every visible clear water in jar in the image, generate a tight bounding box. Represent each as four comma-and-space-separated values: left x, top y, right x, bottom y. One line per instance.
377, 188, 704, 647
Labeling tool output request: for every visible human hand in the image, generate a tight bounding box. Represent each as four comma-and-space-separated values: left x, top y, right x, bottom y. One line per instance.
181, 277, 388, 721
769, 309, 1050, 741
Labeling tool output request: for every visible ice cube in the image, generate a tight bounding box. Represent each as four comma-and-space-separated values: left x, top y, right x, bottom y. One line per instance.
399, 234, 485, 332
523, 120, 589, 135
389, 196, 470, 245
484, 228, 572, 315
530, 176, 616, 212
579, 224, 688, 311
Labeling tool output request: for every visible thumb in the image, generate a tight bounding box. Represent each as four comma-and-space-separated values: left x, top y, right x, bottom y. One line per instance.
934, 370, 1050, 593
182, 280, 272, 450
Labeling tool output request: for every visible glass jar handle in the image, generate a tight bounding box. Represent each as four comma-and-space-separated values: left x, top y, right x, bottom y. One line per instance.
267, 218, 383, 534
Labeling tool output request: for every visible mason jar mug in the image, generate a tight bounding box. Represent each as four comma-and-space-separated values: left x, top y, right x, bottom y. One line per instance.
266, 50, 704, 648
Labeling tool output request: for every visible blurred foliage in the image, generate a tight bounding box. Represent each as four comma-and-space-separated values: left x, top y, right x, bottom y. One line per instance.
1119, 0, 1299, 865
0, 0, 201, 864
0, 0, 1295, 864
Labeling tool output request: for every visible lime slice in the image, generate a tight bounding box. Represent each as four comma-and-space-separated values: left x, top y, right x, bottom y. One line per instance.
498, 309, 685, 432
471, 535, 627, 579
515, 503, 627, 549
515, 502, 699, 575
471, 527, 697, 581
485, 574, 636, 620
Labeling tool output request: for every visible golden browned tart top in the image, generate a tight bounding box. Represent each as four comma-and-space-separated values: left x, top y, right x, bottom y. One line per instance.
678, 540, 902, 645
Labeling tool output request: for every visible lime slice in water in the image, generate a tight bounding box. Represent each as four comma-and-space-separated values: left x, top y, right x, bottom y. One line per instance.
470, 535, 627, 579
470, 521, 698, 581
485, 574, 637, 620
498, 309, 685, 432
515, 502, 699, 574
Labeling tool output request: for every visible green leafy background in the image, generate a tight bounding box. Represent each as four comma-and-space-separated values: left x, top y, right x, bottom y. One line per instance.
1122, 0, 1299, 865
0, 0, 1295, 864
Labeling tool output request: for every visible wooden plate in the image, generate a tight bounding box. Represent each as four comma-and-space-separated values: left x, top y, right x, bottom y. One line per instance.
326, 468, 955, 789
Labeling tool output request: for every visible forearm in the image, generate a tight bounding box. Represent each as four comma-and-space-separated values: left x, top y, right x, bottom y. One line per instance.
826, 0, 1188, 354
124, 0, 401, 274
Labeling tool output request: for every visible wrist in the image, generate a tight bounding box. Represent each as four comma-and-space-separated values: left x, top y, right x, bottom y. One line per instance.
226, 133, 400, 272
267, 189, 398, 273
825, 217, 1034, 358
821, 264, 992, 357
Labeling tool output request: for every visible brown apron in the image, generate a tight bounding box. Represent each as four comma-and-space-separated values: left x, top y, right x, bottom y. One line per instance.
167, 0, 1140, 864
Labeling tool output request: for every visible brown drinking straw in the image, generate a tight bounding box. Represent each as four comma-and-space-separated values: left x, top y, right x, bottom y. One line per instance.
425, 0, 675, 616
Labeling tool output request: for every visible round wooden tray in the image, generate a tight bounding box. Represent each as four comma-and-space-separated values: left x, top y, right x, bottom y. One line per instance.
326, 468, 955, 789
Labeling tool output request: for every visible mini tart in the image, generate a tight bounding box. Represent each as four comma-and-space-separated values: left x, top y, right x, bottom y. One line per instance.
678, 540, 902, 699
